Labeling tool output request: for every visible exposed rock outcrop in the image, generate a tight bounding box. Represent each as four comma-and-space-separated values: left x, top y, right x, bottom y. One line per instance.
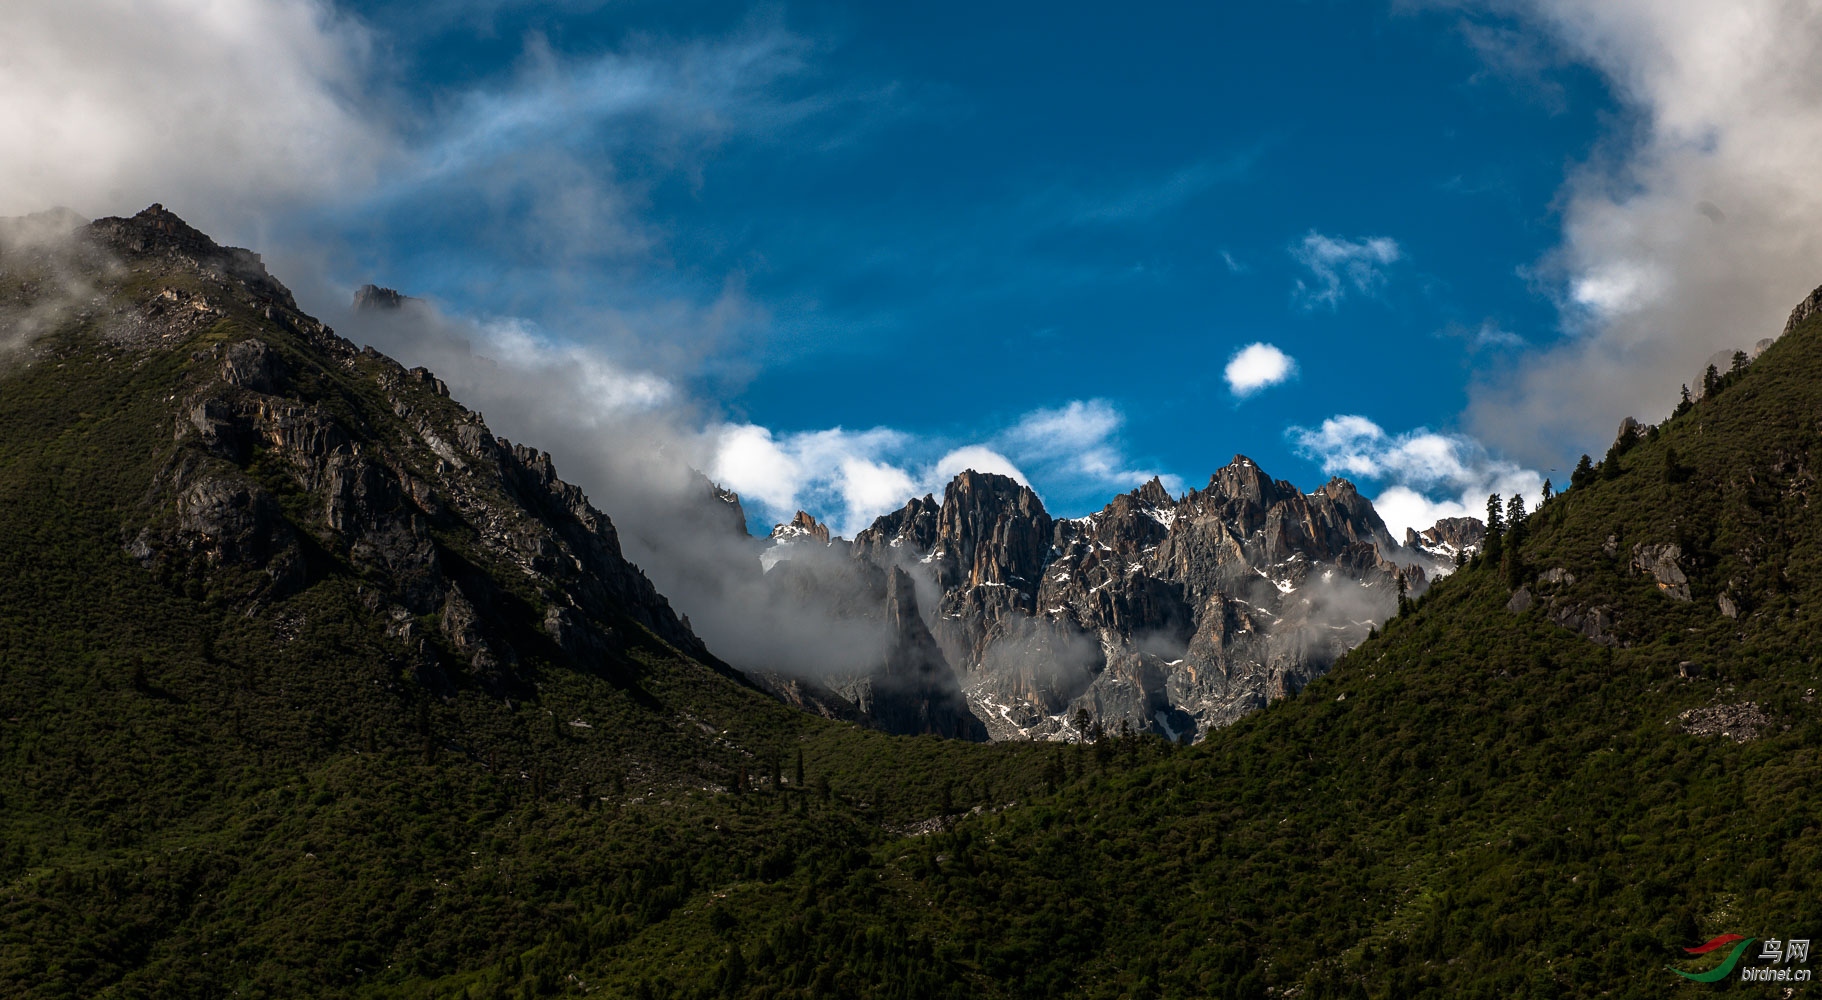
1630, 542, 1692, 601
1784, 282, 1822, 335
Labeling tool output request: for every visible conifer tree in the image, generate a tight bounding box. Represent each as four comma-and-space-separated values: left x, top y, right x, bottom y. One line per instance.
1570, 454, 1595, 490
1483, 494, 1504, 564
1675, 384, 1693, 417
1704, 363, 1721, 397
1540, 478, 1553, 503
1731, 349, 1749, 374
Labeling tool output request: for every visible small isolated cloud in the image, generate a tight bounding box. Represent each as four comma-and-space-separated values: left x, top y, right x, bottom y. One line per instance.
1440, 319, 1527, 351
1224, 342, 1297, 396
1293, 231, 1403, 309
1472, 320, 1526, 350
1288, 414, 1543, 537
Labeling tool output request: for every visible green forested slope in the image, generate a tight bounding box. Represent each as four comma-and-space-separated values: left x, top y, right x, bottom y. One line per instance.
4, 218, 1822, 999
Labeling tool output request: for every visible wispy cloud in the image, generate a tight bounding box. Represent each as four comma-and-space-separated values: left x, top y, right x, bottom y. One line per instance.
997, 399, 1179, 496
1440, 318, 1527, 350
1224, 342, 1297, 396
1292, 231, 1404, 309
1059, 151, 1260, 226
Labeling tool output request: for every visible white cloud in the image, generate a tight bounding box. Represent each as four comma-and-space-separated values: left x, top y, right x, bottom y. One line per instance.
0, 0, 387, 229
838, 457, 919, 519
709, 425, 804, 512
707, 424, 916, 535
1292, 231, 1403, 308
702, 398, 1176, 537
1453, 2, 1822, 464
1288, 414, 1543, 537
1224, 342, 1297, 396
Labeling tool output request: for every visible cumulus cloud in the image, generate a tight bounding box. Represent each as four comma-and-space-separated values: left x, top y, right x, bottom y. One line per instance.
1292, 232, 1403, 308
1450, 1, 1822, 465
1224, 342, 1297, 396
1288, 414, 1544, 537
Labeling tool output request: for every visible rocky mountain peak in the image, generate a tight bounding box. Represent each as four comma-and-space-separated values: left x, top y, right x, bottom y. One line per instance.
22, 209, 716, 701
353, 284, 411, 311
772, 510, 831, 544
935, 471, 1053, 590
1133, 476, 1174, 507
87, 205, 295, 312
1405, 516, 1486, 562
851, 493, 941, 566
1206, 454, 1284, 508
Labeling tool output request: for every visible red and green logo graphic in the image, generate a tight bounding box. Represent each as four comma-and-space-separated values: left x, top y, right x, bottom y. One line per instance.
1670, 934, 1755, 983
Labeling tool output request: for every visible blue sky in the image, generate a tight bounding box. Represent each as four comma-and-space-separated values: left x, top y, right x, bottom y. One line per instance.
10, 0, 1822, 539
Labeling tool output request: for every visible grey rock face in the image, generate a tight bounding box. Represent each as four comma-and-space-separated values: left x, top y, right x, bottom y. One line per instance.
1545, 602, 1617, 646
1785, 282, 1822, 335
1406, 517, 1486, 562
1630, 542, 1692, 601
1677, 702, 1772, 742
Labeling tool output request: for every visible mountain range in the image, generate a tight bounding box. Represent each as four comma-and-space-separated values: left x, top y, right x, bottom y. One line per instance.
4, 205, 1820, 998
749, 460, 1480, 742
